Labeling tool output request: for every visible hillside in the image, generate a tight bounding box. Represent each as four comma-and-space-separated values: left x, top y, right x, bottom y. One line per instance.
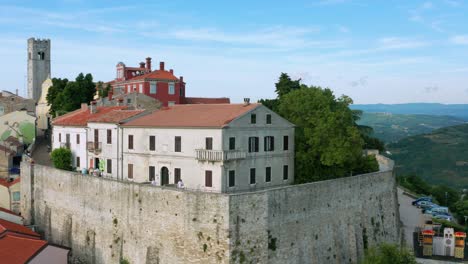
387, 124, 468, 189
357, 112, 466, 143
351, 103, 468, 120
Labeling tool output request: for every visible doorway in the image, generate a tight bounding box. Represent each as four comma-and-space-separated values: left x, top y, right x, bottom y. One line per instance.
161, 167, 169, 185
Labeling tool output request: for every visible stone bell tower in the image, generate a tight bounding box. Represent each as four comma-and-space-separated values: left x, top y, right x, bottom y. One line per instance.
27, 38, 51, 101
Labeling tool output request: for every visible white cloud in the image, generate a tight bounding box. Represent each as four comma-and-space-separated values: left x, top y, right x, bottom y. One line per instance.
377, 37, 428, 50
338, 25, 350, 33
422, 1, 434, 9
450, 35, 468, 45
423, 85, 439, 93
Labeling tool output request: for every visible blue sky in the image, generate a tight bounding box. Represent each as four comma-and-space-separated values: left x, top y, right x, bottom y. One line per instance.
1, 0, 468, 104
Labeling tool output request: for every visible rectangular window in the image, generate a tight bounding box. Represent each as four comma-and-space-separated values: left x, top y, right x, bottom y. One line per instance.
206, 137, 213, 150
128, 135, 134, 150
251, 114, 256, 124
76, 134, 80, 144
133, 84, 136, 91
128, 164, 133, 179
107, 159, 112, 174
265, 167, 271, 182
139, 83, 143, 93
175, 136, 181, 152
266, 114, 272, 124
169, 82, 175, 94
205, 170, 212, 187
150, 81, 157, 94
149, 166, 155, 181
66, 133, 70, 146
283, 165, 289, 180
12, 191, 20, 202
149, 136, 155, 151
174, 168, 181, 184
228, 170, 235, 187
76, 156, 80, 168
107, 129, 112, 144
248, 137, 259, 152
229, 137, 235, 150
264, 136, 274, 152
59, 133, 61, 142
250, 168, 256, 184
283, 136, 289, 151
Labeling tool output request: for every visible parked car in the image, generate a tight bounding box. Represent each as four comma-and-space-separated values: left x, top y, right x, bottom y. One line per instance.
416, 200, 437, 209
424, 206, 449, 215
412, 197, 432, 206
433, 214, 452, 221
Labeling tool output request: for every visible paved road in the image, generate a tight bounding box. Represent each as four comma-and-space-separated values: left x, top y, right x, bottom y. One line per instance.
398, 187, 425, 247
31, 136, 52, 166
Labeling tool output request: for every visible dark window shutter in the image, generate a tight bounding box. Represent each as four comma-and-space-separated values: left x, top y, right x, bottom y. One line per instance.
128, 164, 133, 179
205, 170, 212, 187
229, 170, 235, 187
250, 168, 256, 184
107, 159, 112, 174
175, 168, 181, 183
128, 135, 134, 149
283, 165, 289, 180
149, 136, 155, 151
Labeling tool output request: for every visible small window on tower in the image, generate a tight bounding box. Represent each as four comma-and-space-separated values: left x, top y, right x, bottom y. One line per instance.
37, 51, 45, 60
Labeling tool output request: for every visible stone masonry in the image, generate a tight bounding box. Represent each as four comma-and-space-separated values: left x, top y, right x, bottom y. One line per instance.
21, 161, 400, 264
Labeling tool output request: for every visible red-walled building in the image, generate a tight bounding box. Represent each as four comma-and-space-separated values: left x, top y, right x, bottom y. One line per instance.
109, 57, 229, 107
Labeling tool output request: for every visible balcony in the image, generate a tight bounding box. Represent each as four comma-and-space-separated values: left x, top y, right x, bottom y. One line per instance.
195, 149, 246, 162
87, 142, 102, 154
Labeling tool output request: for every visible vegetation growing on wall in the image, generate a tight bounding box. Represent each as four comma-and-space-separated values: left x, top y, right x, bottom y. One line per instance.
46, 73, 96, 117
50, 147, 72, 171
260, 73, 382, 183
360, 243, 416, 264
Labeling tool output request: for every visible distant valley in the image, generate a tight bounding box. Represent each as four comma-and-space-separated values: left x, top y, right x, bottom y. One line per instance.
356, 112, 466, 143
351, 103, 468, 120
386, 124, 468, 189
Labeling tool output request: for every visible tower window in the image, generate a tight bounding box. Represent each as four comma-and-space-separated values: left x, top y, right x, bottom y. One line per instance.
37, 51, 45, 60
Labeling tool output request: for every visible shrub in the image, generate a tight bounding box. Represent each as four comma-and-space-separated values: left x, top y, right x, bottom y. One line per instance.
50, 147, 72, 171
360, 243, 416, 264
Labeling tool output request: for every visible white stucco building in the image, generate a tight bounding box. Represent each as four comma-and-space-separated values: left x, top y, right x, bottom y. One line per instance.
52, 104, 144, 173
52, 102, 295, 193
121, 103, 295, 192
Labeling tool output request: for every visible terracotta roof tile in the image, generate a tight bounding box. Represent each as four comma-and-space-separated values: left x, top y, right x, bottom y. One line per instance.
0, 234, 46, 264
4, 136, 22, 146
0, 177, 20, 188
0, 207, 21, 217
88, 110, 146, 123
123, 103, 259, 128
130, 70, 179, 81
0, 219, 40, 238
0, 145, 16, 155
184, 97, 230, 104
52, 106, 127, 126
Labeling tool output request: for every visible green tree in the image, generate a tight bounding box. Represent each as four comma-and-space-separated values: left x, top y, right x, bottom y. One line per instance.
51, 148, 72, 171
278, 86, 365, 182
360, 244, 417, 264
275, 72, 301, 98
47, 73, 96, 116
46, 78, 69, 117
431, 185, 460, 208
96, 81, 104, 97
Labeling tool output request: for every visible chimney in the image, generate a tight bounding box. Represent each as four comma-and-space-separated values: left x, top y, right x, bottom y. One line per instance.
139, 62, 145, 68
90, 101, 97, 114
243, 98, 250, 106
81, 103, 88, 110
180, 76, 184, 83
159, 61, 165, 71
146, 57, 152, 71
169, 69, 174, 75
108, 89, 113, 101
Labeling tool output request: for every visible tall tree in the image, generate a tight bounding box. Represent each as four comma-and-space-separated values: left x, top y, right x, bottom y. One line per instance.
46, 78, 69, 117
275, 73, 301, 98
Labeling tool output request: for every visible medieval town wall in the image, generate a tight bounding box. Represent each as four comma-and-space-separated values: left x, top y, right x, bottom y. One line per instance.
21, 162, 400, 264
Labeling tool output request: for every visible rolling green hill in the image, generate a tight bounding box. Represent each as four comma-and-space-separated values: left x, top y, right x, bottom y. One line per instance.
357, 112, 466, 143
387, 124, 468, 189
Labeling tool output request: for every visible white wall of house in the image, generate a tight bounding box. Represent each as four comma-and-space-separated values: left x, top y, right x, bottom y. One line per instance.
121, 127, 223, 191
52, 126, 87, 170
221, 105, 295, 192
87, 123, 120, 179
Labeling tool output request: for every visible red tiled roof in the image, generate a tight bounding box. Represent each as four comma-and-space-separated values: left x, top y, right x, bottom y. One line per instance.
0, 219, 40, 238
88, 110, 145, 123
130, 70, 179, 81
184, 97, 230, 104
0, 207, 21, 217
52, 106, 127, 126
0, 145, 15, 155
4, 136, 22, 146
0, 234, 46, 264
0, 177, 20, 188
123, 103, 259, 128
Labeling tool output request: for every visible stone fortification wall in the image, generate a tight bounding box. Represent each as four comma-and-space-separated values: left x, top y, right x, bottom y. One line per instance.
21, 163, 400, 264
